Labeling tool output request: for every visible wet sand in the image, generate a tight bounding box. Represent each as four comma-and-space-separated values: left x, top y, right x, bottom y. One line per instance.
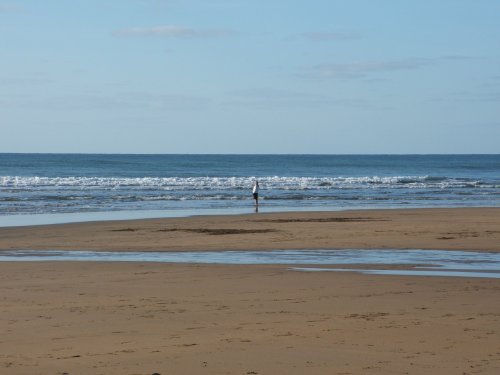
1, 207, 500, 374
0, 207, 499, 252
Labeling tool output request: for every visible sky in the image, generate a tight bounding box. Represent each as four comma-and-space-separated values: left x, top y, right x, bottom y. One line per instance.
1, 0, 499, 154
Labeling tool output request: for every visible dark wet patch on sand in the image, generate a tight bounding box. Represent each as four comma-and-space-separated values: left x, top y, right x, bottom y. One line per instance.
110, 228, 278, 235
156, 228, 279, 235
254, 217, 386, 223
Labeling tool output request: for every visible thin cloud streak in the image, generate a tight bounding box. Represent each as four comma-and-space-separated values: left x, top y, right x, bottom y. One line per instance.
113, 25, 236, 38
0, 3, 23, 12
312, 58, 433, 79
0, 92, 212, 111
440, 55, 480, 61
300, 58, 436, 79
225, 87, 377, 110
233, 88, 326, 100
294, 31, 361, 41
302, 55, 481, 80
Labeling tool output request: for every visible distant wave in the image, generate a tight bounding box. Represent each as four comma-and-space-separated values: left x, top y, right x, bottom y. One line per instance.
0, 175, 495, 190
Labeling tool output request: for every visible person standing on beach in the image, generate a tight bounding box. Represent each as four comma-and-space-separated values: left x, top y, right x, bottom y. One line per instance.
252, 180, 259, 206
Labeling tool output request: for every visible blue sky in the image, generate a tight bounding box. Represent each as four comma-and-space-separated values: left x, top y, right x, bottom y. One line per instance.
1, 0, 499, 153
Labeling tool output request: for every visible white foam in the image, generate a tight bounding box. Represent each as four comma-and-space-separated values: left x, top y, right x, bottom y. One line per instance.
0, 175, 490, 190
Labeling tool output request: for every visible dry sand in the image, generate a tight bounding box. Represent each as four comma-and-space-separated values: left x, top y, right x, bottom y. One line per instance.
1, 207, 500, 374
1, 262, 499, 375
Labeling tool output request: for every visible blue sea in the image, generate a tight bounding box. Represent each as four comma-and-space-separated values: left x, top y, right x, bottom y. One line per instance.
0, 154, 499, 225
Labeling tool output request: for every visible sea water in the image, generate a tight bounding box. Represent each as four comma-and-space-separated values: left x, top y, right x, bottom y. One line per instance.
0, 154, 499, 225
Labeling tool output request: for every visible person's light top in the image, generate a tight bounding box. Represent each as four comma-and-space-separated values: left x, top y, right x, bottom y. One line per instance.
253, 183, 259, 194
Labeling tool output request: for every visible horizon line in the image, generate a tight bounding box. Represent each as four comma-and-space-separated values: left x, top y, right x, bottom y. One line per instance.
0, 152, 499, 156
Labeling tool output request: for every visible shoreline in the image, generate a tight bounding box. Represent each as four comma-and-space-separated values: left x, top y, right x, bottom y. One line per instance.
2, 204, 477, 228
0, 206, 255, 228
1, 207, 499, 252
2, 203, 498, 228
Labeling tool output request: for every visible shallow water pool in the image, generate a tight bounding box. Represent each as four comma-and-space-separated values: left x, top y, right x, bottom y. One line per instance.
1, 249, 500, 279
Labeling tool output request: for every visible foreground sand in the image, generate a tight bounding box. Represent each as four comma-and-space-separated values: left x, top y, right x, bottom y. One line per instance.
1, 208, 500, 374
0, 207, 499, 251
1, 262, 499, 375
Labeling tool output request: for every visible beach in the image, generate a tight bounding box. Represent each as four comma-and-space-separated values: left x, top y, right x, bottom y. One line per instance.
3, 0, 500, 370
0, 207, 500, 374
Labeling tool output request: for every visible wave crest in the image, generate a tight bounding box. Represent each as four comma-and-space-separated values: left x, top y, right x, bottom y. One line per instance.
0, 175, 493, 190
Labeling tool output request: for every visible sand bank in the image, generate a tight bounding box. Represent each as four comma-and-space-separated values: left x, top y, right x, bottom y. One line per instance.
1, 207, 499, 251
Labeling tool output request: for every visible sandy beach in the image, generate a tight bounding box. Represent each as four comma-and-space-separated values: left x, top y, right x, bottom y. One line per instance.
1, 262, 499, 375
1, 207, 500, 374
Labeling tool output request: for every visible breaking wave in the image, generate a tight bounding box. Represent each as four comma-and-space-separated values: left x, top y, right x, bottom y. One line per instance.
1, 173, 498, 215
0, 175, 494, 190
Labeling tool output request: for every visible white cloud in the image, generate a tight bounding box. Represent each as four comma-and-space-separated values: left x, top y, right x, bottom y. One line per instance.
113, 25, 236, 38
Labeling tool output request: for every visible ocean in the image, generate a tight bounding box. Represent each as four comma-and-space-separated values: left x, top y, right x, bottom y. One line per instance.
0, 154, 499, 223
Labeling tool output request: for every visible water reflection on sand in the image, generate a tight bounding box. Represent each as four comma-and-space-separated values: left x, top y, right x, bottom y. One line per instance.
2, 249, 500, 279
